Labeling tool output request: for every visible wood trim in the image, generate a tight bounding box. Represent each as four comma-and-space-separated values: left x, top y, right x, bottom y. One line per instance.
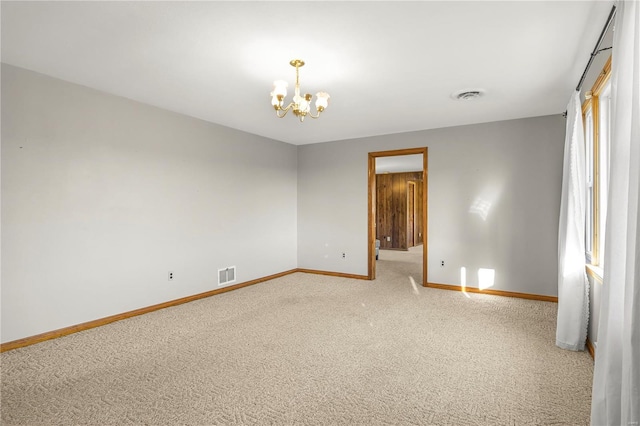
582, 97, 592, 116
586, 338, 596, 360
583, 56, 611, 267
407, 180, 416, 248
0, 269, 298, 353
425, 282, 558, 303
368, 147, 428, 158
422, 149, 428, 286
592, 55, 612, 97
586, 264, 604, 284
589, 56, 611, 266
368, 147, 428, 285
295, 269, 369, 280
368, 153, 376, 279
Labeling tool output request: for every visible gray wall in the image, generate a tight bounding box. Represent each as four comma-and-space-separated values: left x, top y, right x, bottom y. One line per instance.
1, 63, 568, 344
298, 116, 565, 297
1, 64, 298, 343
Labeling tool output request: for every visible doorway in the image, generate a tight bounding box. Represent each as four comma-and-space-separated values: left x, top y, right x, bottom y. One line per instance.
368, 147, 428, 285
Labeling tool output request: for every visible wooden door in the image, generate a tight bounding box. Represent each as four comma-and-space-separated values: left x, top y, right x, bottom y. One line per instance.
407, 182, 416, 247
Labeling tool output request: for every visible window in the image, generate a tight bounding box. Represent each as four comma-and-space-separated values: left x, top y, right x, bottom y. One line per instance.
597, 80, 611, 268
584, 102, 594, 261
584, 57, 612, 269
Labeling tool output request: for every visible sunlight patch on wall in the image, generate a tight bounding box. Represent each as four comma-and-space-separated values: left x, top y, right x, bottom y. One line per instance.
469, 197, 492, 221
478, 268, 495, 290
468, 182, 504, 221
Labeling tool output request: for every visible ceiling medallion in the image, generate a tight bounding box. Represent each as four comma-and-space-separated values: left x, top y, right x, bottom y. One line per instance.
270, 59, 330, 122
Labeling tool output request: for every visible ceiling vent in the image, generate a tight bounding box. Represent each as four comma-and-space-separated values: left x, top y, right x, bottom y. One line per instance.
451, 89, 485, 101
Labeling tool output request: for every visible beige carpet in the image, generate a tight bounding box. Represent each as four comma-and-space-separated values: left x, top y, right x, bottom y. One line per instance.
1, 255, 593, 425
378, 245, 424, 284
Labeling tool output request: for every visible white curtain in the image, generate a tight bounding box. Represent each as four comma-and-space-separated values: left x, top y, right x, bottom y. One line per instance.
591, 1, 640, 425
556, 91, 588, 351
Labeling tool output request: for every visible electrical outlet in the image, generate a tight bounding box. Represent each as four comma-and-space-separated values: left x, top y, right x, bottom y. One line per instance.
168, 271, 174, 281
342, 252, 346, 259
386, 236, 391, 242
440, 261, 444, 267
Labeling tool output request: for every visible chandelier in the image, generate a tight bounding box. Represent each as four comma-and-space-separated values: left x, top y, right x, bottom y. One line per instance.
270, 59, 330, 122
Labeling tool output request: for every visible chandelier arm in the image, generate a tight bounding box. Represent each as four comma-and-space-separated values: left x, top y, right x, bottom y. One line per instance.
306, 109, 323, 119
276, 109, 290, 118
275, 102, 295, 118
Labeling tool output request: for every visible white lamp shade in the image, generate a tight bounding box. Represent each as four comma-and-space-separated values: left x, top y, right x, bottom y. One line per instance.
315, 92, 330, 109
271, 95, 280, 107
272, 80, 288, 98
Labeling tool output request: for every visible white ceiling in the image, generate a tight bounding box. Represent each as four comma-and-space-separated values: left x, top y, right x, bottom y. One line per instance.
1, 1, 613, 145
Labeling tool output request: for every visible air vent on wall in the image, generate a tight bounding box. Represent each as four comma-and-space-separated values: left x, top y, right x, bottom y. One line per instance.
218, 266, 236, 286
